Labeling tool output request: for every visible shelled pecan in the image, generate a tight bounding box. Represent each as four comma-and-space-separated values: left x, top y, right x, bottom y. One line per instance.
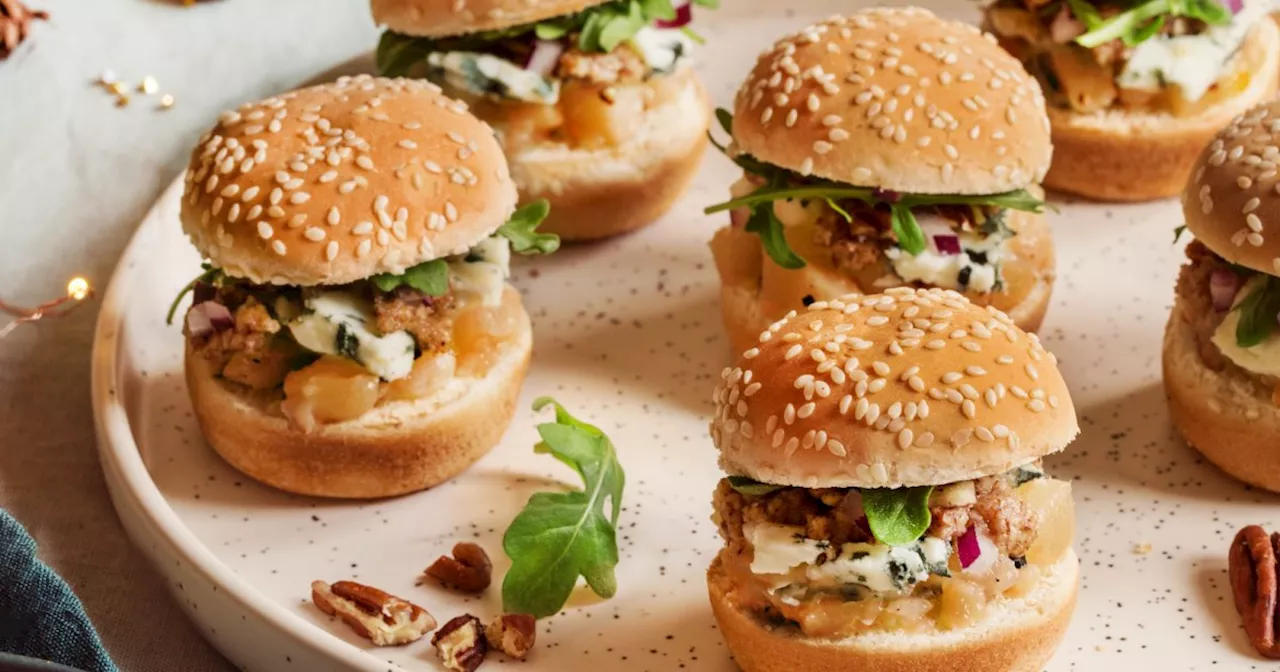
1228, 525, 1280, 659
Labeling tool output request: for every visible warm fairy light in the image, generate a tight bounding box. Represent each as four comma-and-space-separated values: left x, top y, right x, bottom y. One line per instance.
0, 277, 95, 341
67, 277, 90, 301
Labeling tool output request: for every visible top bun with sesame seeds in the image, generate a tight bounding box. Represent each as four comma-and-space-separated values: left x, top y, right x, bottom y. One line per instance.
371, 0, 612, 38
180, 75, 517, 286
730, 7, 1053, 195
1183, 99, 1280, 277
710, 287, 1078, 489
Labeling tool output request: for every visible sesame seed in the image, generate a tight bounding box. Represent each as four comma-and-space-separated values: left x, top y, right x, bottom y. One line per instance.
304, 227, 326, 242
271, 240, 287, 256
289, 214, 307, 228
290, 192, 311, 204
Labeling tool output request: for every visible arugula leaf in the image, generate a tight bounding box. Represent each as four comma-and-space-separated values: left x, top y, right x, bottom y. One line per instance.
692, 0, 719, 7
502, 398, 626, 619
744, 194, 807, 270
1173, 224, 1188, 244
1074, 0, 1233, 49
979, 208, 1015, 238
860, 486, 934, 547
377, 31, 438, 77
497, 199, 560, 255
726, 476, 783, 497
889, 206, 927, 256
1235, 276, 1280, 348
370, 259, 450, 296
165, 264, 222, 325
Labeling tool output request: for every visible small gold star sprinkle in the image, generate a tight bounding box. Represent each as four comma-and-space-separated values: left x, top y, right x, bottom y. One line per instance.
159, 94, 175, 109
107, 81, 126, 95
139, 76, 159, 94
115, 95, 130, 108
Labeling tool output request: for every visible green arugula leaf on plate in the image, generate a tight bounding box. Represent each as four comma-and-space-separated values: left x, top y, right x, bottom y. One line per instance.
497, 199, 559, 255
502, 398, 626, 619
860, 486, 934, 547
165, 263, 223, 325
369, 259, 450, 296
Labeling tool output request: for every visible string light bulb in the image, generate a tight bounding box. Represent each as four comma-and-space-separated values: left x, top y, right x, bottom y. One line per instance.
0, 277, 95, 341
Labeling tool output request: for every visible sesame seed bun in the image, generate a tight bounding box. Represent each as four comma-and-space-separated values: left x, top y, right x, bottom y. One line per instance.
706, 549, 1078, 672
1182, 96, 1280, 276
1163, 297, 1280, 493
709, 208, 1057, 355
185, 287, 532, 499
731, 7, 1052, 195
180, 76, 517, 286
506, 67, 711, 241
371, 0, 611, 38
1044, 19, 1280, 203
710, 288, 1079, 489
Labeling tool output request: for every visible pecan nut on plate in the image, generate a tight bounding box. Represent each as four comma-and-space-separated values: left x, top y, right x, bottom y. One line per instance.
1229, 525, 1280, 659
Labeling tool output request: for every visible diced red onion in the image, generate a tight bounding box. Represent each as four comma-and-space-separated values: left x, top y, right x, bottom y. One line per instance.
918, 214, 960, 256
957, 524, 981, 569
186, 301, 233, 337
1210, 269, 1240, 311
1225, 0, 1245, 14
730, 207, 749, 228
934, 234, 961, 256
1050, 7, 1085, 43
524, 40, 564, 77
655, 0, 693, 28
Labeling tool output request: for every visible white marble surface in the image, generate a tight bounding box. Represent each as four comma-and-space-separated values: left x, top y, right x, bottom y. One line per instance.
0, 2, 381, 668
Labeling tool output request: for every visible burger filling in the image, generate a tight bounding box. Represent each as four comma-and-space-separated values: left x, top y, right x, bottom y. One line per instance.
1175, 238, 1280, 403
706, 111, 1050, 303
170, 203, 557, 431
375, 0, 714, 149
712, 463, 1075, 636
984, 0, 1266, 116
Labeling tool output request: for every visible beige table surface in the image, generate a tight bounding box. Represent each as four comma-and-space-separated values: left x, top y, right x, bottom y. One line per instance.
0, 1, 382, 668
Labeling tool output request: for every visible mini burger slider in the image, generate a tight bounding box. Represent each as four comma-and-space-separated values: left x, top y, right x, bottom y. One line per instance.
1166, 99, 1280, 493
172, 76, 557, 499
707, 8, 1057, 355
708, 288, 1080, 672
373, 0, 715, 241
985, 0, 1280, 202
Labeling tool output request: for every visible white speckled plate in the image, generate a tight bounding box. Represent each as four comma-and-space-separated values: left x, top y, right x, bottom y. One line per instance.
92, 1, 1280, 670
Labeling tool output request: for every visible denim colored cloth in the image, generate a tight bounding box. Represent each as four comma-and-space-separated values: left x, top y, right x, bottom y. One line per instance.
0, 509, 117, 672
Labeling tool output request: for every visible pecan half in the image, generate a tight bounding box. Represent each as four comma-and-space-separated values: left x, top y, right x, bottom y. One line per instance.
485, 614, 537, 660
425, 542, 493, 593
1229, 525, 1280, 659
432, 615, 488, 672
311, 580, 436, 646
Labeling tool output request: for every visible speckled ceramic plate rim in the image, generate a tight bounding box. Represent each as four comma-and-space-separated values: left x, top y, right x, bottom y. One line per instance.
91, 177, 390, 672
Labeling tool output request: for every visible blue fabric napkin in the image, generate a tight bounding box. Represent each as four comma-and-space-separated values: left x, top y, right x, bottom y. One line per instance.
0, 510, 118, 672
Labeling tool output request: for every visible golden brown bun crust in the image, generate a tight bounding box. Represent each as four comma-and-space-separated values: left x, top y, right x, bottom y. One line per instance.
1183, 90, 1280, 274
711, 288, 1078, 488
707, 551, 1078, 672
709, 208, 1056, 355
181, 76, 517, 286
186, 288, 532, 499
1163, 300, 1280, 492
1044, 19, 1280, 203
732, 7, 1051, 194
505, 70, 711, 241
371, 0, 610, 37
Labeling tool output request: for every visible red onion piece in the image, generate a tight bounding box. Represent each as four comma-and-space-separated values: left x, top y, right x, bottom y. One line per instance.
1225, 0, 1245, 14
187, 301, 233, 337
957, 524, 981, 569
524, 40, 564, 77
933, 234, 961, 256
1050, 7, 1085, 43
1210, 269, 1240, 311
730, 207, 749, 228
655, 0, 693, 28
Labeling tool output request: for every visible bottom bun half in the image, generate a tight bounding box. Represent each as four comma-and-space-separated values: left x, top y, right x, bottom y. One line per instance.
506, 69, 711, 242
1163, 303, 1280, 492
186, 289, 533, 499
1043, 19, 1280, 202
707, 550, 1079, 672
